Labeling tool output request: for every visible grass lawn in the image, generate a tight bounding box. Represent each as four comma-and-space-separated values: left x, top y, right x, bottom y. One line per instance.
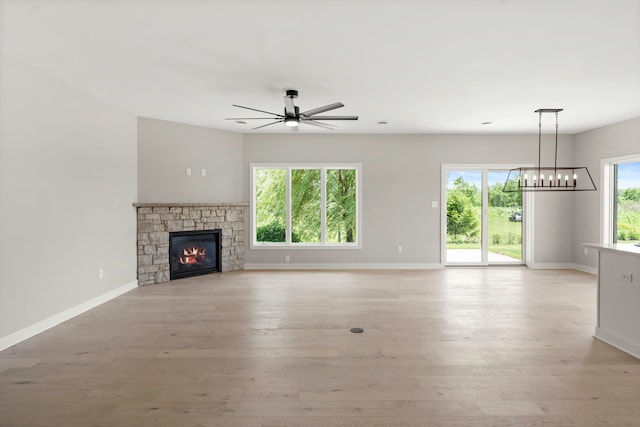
488, 208, 522, 259
448, 207, 523, 260
488, 244, 522, 259
615, 240, 640, 246
447, 242, 522, 260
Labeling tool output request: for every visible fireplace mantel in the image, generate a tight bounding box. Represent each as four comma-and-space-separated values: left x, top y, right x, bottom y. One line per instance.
134, 202, 249, 207
134, 202, 247, 285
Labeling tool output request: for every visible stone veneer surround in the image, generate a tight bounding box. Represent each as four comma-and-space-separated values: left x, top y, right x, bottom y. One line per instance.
134, 203, 247, 285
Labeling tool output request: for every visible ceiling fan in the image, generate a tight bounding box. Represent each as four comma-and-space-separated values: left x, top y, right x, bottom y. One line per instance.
226, 89, 358, 131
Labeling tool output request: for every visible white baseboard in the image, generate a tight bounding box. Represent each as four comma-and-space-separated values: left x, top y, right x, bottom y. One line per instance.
244, 262, 597, 273
529, 262, 577, 270
244, 263, 443, 270
574, 263, 598, 275
0, 280, 138, 352
531, 262, 598, 275
595, 327, 640, 360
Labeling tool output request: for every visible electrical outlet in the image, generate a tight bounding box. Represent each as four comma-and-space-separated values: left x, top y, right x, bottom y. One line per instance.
98, 269, 104, 280
201, 168, 207, 176
285, 255, 290, 263
620, 273, 633, 283
186, 167, 192, 176
397, 245, 403, 253
432, 201, 438, 208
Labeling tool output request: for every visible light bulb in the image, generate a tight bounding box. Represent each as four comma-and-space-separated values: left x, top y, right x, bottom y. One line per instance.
284, 116, 299, 127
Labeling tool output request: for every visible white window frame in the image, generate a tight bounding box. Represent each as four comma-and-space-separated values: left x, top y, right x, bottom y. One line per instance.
601, 154, 640, 244
251, 163, 362, 249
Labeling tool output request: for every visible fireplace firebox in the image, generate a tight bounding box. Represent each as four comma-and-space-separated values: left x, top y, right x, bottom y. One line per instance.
169, 229, 221, 280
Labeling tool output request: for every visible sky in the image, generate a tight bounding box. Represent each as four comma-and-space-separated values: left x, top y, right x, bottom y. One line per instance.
447, 170, 511, 189
618, 162, 640, 190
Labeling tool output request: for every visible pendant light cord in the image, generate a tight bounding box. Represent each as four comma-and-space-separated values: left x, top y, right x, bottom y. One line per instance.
554, 111, 559, 174
538, 110, 542, 178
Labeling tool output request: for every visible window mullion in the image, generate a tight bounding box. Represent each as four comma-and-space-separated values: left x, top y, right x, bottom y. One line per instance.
613, 164, 618, 243
251, 166, 257, 245
286, 167, 292, 245
321, 168, 327, 244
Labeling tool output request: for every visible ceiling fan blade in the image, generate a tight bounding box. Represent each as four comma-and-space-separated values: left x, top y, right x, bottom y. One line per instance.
301, 120, 336, 130
225, 117, 284, 120
308, 115, 359, 121
284, 96, 296, 115
301, 102, 344, 117
232, 104, 283, 117
251, 120, 283, 130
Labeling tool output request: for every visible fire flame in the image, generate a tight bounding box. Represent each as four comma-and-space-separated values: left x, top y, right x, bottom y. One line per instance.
179, 247, 207, 265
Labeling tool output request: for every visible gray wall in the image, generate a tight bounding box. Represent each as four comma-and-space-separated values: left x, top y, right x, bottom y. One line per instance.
573, 117, 640, 270
243, 133, 575, 266
0, 53, 138, 339
528, 137, 577, 265
137, 117, 243, 203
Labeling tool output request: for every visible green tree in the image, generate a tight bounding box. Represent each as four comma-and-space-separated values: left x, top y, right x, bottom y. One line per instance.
619, 187, 640, 202
447, 189, 480, 242
489, 180, 521, 208
327, 169, 356, 242
291, 169, 321, 243
452, 176, 480, 205
255, 169, 286, 242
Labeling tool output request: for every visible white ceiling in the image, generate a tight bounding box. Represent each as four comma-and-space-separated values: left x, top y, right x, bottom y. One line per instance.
1, 0, 639, 134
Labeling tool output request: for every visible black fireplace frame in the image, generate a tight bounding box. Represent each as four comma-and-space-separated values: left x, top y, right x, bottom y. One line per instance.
169, 229, 222, 280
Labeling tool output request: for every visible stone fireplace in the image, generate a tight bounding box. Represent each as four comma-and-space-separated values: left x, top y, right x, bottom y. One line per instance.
134, 203, 246, 285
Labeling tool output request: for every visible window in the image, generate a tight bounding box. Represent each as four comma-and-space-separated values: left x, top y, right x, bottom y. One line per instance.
252, 164, 360, 247
602, 155, 640, 246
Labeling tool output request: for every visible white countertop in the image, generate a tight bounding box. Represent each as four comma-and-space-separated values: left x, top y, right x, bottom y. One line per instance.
583, 242, 640, 257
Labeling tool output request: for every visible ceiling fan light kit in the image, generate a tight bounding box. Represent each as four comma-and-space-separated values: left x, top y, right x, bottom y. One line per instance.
504, 108, 596, 193
284, 115, 299, 127
226, 89, 358, 131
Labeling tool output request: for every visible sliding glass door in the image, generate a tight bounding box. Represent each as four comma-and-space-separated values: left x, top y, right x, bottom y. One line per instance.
487, 171, 523, 264
444, 170, 483, 264
443, 166, 524, 266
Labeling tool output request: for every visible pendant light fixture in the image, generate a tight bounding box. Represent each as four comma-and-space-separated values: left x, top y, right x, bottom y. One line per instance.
504, 108, 596, 192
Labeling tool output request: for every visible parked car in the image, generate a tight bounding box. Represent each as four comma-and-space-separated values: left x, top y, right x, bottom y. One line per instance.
509, 211, 522, 222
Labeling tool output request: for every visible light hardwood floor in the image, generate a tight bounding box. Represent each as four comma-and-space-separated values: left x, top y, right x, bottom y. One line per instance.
1, 268, 640, 426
